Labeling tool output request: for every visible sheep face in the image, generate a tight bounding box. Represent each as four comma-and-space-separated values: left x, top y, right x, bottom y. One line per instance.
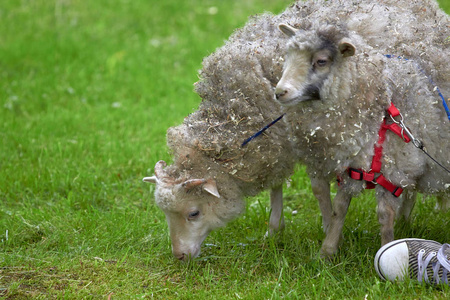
143, 161, 235, 261
158, 185, 223, 261
275, 23, 355, 106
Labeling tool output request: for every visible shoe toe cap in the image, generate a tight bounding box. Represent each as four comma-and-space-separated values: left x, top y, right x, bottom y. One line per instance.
375, 241, 410, 281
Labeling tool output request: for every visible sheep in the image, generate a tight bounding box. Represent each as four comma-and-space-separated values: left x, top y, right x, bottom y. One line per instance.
274, 0, 449, 257
142, 20, 299, 261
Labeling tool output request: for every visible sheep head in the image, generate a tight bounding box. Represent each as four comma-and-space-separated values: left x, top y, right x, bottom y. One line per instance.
275, 23, 356, 106
144, 160, 237, 261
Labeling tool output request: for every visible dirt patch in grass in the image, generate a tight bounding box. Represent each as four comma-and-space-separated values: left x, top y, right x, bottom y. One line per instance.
0, 266, 84, 299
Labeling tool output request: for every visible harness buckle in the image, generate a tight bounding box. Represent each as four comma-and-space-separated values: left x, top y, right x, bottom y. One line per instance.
390, 112, 404, 125
348, 168, 376, 183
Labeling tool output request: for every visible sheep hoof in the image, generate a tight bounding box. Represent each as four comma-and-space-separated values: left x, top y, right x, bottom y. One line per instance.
264, 226, 285, 238
319, 244, 338, 259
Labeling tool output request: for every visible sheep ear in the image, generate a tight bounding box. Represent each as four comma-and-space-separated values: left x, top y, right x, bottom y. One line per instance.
182, 179, 207, 190
143, 176, 158, 183
338, 39, 356, 57
203, 180, 221, 198
278, 23, 298, 37
181, 179, 220, 198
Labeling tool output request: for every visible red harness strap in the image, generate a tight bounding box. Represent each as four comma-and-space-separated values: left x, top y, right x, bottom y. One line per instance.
348, 103, 410, 197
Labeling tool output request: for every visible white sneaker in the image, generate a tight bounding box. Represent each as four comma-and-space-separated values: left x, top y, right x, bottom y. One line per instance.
374, 238, 450, 284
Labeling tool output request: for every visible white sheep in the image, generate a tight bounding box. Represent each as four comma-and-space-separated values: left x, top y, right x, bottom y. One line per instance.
275, 0, 449, 257
142, 22, 300, 261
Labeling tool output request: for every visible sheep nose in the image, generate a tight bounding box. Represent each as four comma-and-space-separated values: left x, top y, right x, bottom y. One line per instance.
275, 89, 287, 100
174, 250, 194, 262
175, 252, 187, 261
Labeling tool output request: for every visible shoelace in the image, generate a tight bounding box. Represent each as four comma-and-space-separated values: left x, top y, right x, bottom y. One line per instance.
417, 243, 450, 284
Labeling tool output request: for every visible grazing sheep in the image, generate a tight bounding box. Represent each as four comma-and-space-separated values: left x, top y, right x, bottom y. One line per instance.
143, 15, 301, 261
275, 0, 450, 257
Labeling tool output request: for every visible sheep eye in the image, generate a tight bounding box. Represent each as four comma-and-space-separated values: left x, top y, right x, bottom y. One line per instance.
188, 210, 200, 220
316, 59, 328, 67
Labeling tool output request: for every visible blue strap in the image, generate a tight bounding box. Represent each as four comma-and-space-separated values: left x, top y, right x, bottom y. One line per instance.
241, 113, 285, 147
384, 54, 450, 121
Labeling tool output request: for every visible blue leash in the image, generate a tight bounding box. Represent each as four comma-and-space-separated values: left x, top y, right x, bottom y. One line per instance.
384, 54, 450, 121
241, 113, 285, 147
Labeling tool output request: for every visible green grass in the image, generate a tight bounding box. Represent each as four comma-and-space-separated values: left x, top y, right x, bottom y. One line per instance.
1, 0, 449, 298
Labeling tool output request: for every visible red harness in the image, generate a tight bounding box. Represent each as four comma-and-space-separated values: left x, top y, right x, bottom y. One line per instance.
347, 103, 410, 197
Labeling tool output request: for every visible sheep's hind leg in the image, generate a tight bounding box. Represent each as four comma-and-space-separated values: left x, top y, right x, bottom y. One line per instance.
310, 176, 332, 233
320, 189, 352, 258
267, 184, 284, 236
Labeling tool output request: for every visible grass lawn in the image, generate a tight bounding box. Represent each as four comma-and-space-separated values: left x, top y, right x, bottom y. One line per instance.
1, 0, 449, 298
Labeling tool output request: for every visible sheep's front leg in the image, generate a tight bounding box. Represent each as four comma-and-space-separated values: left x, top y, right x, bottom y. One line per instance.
320, 189, 352, 258
310, 176, 332, 233
376, 188, 397, 246
396, 189, 416, 221
268, 184, 284, 236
